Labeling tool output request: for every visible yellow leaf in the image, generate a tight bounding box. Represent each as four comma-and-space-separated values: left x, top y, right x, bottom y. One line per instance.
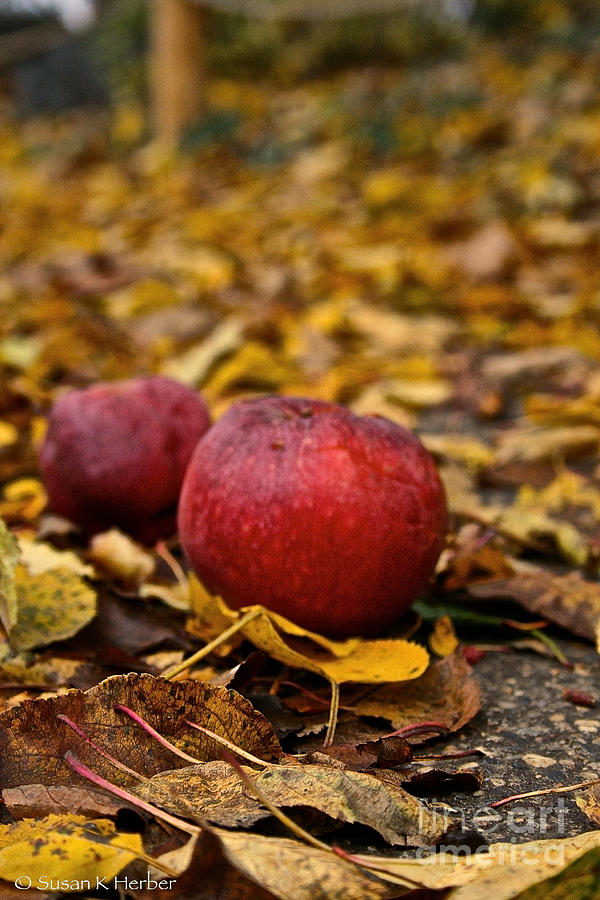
18, 537, 94, 578
88, 529, 155, 584
0, 479, 47, 522
429, 616, 459, 658
344, 830, 600, 897
161, 318, 244, 386
9, 565, 97, 652
204, 341, 295, 398
0, 814, 143, 891
0, 518, 20, 633
188, 576, 428, 685
0, 421, 18, 447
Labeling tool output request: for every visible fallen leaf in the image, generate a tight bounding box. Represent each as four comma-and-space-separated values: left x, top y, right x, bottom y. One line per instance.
0, 518, 20, 633
576, 786, 600, 827
429, 616, 460, 657
352, 652, 481, 736
343, 830, 600, 898
8, 565, 97, 652
161, 318, 244, 386
147, 760, 445, 846
493, 426, 600, 465
0, 814, 143, 890
88, 529, 155, 583
17, 536, 94, 578
188, 578, 429, 686
216, 830, 396, 900
2, 784, 130, 820
0, 673, 282, 793
471, 570, 600, 643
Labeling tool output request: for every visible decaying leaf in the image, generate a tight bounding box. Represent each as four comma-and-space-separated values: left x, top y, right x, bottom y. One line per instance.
0, 814, 143, 890
0, 673, 282, 793
352, 652, 481, 736
471, 570, 600, 643
88, 529, 155, 583
0, 518, 20, 633
8, 564, 97, 652
576, 785, 600, 827
146, 760, 446, 846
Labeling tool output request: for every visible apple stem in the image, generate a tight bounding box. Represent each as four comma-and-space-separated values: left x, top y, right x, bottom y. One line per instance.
323, 680, 340, 748
162, 608, 262, 679
491, 777, 600, 808
185, 719, 275, 768
64, 750, 201, 836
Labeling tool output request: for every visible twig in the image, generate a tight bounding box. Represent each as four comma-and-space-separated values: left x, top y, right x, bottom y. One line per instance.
491, 777, 600, 808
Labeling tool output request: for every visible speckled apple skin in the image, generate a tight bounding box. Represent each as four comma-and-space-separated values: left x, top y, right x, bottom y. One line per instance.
39, 377, 211, 543
178, 396, 447, 637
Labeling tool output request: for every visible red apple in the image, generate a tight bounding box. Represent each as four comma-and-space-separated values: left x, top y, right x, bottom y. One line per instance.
39, 377, 210, 543
178, 396, 447, 637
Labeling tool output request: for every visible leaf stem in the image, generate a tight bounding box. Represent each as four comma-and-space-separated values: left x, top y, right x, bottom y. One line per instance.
323, 679, 340, 748
162, 608, 262, 679
114, 704, 202, 764
221, 750, 332, 853
65, 751, 201, 836
530, 629, 572, 668
57, 714, 150, 782
185, 719, 274, 768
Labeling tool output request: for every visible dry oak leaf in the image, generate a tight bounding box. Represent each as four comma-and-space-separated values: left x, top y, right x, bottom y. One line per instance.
145, 760, 445, 846
0, 673, 281, 794
471, 569, 600, 644
0, 814, 143, 891
188, 577, 429, 685
346, 830, 600, 899
352, 651, 481, 736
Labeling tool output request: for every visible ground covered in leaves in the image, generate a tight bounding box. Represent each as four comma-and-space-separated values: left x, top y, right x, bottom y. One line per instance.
1, 16, 600, 900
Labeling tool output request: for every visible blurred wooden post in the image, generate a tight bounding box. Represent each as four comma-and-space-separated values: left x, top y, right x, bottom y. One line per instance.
151, 0, 207, 141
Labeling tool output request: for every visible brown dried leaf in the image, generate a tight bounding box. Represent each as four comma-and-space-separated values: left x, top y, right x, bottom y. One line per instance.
353, 652, 481, 737
471, 570, 600, 642
216, 830, 397, 900
576, 786, 600, 827
147, 760, 445, 846
2, 784, 130, 820
0, 673, 281, 795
